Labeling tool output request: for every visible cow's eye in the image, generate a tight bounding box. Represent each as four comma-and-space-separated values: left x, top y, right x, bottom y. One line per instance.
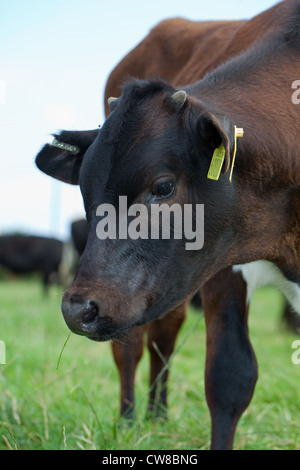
151, 179, 175, 199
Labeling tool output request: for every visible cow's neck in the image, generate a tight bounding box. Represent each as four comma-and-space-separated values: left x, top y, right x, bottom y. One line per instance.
187, 33, 300, 280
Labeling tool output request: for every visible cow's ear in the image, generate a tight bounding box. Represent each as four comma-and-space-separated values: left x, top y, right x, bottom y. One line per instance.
197, 112, 234, 175
35, 129, 99, 185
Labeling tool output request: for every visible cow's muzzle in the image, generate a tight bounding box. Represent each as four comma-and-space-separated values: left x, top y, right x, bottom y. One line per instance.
61, 289, 129, 341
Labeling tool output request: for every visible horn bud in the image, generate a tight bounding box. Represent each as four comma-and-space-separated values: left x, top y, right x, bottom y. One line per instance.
171, 90, 187, 109
107, 96, 118, 112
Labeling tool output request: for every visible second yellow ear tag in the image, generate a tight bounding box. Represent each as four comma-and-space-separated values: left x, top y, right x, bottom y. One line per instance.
229, 126, 244, 183
207, 142, 225, 180
207, 126, 244, 182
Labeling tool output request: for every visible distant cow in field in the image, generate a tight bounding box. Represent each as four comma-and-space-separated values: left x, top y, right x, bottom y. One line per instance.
36, 0, 300, 450
59, 219, 88, 288
71, 219, 88, 257
0, 234, 63, 292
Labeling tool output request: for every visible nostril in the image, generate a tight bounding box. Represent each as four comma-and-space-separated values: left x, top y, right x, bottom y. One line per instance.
82, 301, 98, 325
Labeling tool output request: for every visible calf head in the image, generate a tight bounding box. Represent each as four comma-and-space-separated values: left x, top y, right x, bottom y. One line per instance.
36, 78, 237, 341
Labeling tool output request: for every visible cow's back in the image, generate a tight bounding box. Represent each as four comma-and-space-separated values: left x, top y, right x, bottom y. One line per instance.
104, 18, 243, 115
105, 0, 300, 109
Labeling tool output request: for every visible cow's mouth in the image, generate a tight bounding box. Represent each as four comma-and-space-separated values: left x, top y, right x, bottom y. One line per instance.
66, 311, 134, 342
83, 300, 167, 341
86, 325, 132, 342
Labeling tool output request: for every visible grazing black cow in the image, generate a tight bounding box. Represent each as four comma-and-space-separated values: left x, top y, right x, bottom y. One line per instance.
59, 219, 89, 288
71, 219, 88, 257
59, 219, 89, 289
0, 234, 63, 291
35, 0, 300, 449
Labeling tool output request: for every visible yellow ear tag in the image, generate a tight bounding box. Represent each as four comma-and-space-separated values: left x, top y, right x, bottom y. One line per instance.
207, 125, 244, 182
207, 142, 226, 180
229, 126, 244, 183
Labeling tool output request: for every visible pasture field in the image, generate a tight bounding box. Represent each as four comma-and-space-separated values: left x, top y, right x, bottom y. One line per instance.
0, 278, 300, 450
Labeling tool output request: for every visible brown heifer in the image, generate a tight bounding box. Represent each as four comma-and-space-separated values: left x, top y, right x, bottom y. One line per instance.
104, 1, 299, 421
36, 0, 300, 449
106, 18, 244, 420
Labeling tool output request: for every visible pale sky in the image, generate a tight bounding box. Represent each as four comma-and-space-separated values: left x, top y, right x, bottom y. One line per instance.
1, 0, 276, 240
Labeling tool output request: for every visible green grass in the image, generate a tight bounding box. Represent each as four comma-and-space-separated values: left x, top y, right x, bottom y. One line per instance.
0, 279, 300, 450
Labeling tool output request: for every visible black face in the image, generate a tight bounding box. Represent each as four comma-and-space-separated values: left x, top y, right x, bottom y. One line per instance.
36, 78, 236, 341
